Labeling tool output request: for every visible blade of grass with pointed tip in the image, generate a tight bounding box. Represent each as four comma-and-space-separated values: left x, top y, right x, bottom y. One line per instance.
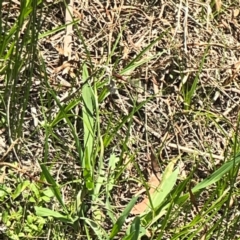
192, 154, 240, 193
184, 44, 210, 109
120, 53, 164, 75
50, 98, 82, 127
142, 168, 179, 226
121, 30, 169, 74
35, 207, 73, 224
104, 97, 151, 147
164, 154, 240, 211
39, 57, 83, 159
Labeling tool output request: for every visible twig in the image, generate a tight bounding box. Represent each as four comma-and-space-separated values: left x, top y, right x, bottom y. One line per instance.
64, 0, 73, 59
0, 138, 21, 162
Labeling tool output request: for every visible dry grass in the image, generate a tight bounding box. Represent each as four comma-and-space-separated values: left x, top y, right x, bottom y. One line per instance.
1, 0, 240, 239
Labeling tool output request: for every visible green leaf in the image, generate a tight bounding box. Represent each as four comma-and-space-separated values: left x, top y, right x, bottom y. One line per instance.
128, 216, 141, 240
144, 157, 179, 215
171, 154, 240, 212
151, 168, 179, 210
29, 182, 40, 199
37, 19, 80, 41
141, 158, 179, 226
106, 154, 119, 192
2, 210, 8, 224
121, 31, 169, 74
50, 98, 82, 127
192, 154, 240, 193
12, 180, 30, 200
110, 196, 138, 239
40, 165, 67, 212
35, 207, 73, 224
82, 63, 95, 190
80, 217, 107, 239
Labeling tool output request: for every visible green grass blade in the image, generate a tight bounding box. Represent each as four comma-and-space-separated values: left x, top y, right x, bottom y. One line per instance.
40, 164, 67, 212
39, 57, 83, 158
35, 207, 73, 224
171, 154, 240, 209
122, 30, 169, 73
192, 154, 240, 192
123, 216, 142, 240
109, 196, 138, 239
120, 52, 164, 75
37, 19, 80, 41
152, 168, 179, 209
80, 217, 107, 240
82, 63, 95, 190
183, 45, 210, 109
12, 180, 31, 200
